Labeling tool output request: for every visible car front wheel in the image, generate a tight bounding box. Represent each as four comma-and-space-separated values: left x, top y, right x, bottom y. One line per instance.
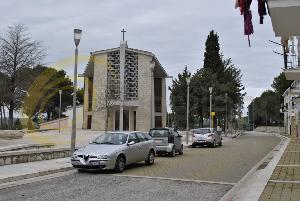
114, 155, 126, 173
211, 140, 216, 148
145, 150, 155, 165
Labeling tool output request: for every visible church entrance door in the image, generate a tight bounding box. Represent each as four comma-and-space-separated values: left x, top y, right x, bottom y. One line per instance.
115, 110, 130, 131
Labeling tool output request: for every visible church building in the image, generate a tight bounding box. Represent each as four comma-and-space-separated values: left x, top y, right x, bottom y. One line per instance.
81, 38, 168, 131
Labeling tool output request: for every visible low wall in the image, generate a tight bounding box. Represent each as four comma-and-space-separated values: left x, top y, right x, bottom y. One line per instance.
0, 130, 24, 139
254, 126, 284, 133
0, 143, 55, 152
0, 148, 71, 166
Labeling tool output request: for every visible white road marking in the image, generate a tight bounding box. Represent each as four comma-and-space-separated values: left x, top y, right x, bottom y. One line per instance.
114, 174, 236, 186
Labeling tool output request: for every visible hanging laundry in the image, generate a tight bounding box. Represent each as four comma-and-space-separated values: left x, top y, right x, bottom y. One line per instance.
257, 0, 267, 24
238, 0, 254, 47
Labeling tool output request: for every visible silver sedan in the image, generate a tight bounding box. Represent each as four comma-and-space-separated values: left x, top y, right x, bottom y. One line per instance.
71, 132, 156, 173
192, 128, 222, 148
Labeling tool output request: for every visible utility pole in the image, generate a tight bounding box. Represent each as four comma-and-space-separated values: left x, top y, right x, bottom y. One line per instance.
186, 76, 191, 145
59, 90, 62, 134
71, 29, 82, 154
225, 93, 228, 136
209, 87, 213, 128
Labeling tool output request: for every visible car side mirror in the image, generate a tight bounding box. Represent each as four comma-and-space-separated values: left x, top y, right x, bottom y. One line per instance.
178, 135, 183, 138
128, 141, 136, 146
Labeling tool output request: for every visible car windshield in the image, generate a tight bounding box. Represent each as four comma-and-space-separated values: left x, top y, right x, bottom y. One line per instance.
91, 133, 128, 145
194, 129, 211, 134
149, 129, 169, 137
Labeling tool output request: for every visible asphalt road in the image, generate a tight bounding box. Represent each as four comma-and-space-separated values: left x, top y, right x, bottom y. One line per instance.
120, 132, 280, 183
0, 132, 280, 201
0, 174, 232, 201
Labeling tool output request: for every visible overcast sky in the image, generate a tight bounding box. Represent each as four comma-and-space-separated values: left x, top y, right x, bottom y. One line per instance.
0, 0, 284, 112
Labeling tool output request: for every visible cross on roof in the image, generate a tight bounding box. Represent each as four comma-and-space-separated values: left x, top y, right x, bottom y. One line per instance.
121, 29, 126, 41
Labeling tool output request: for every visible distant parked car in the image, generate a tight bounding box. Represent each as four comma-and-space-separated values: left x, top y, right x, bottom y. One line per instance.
149, 128, 183, 157
71, 132, 156, 173
192, 128, 222, 148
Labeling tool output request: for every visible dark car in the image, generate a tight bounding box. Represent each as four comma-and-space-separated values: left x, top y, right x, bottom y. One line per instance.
149, 128, 183, 157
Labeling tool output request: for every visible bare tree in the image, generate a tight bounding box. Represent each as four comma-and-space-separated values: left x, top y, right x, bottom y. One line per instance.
0, 23, 44, 129
95, 85, 116, 132
2, 105, 7, 129
0, 72, 9, 129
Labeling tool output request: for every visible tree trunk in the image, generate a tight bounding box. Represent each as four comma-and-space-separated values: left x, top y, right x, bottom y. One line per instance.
9, 105, 14, 130
27, 116, 34, 130
47, 111, 50, 121
2, 106, 7, 129
200, 115, 203, 128
0, 105, 3, 129
9, 73, 16, 130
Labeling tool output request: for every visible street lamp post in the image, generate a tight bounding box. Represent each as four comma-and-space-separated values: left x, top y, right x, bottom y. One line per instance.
71, 29, 82, 154
186, 76, 191, 145
225, 93, 228, 136
59, 90, 62, 134
209, 87, 213, 128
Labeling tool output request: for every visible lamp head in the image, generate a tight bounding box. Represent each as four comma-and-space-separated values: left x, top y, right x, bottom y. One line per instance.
74, 29, 82, 47
209, 87, 213, 93
186, 77, 191, 85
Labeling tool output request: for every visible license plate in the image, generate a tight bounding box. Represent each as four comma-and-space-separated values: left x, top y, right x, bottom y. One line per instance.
90, 161, 100, 165
155, 139, 162, 143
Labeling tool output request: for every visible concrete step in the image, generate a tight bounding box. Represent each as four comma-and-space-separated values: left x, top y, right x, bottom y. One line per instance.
0, 157, 73, 185
0, 143, 55, 152
0, 147, 72, 166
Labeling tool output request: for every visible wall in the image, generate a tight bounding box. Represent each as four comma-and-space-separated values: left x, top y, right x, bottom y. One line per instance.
136, 54, 152, 131
91, 53, 108, 131
0, 130, 24, 139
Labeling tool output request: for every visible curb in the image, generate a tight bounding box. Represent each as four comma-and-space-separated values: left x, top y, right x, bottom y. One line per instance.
0, 166, 74, 185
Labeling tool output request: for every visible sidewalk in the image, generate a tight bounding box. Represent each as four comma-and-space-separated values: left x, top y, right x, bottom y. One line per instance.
258, 136, 300, 201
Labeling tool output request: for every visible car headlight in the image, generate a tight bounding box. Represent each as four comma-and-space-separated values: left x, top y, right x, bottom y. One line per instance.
97, 155, 108, 159
71, 153, 77, 159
